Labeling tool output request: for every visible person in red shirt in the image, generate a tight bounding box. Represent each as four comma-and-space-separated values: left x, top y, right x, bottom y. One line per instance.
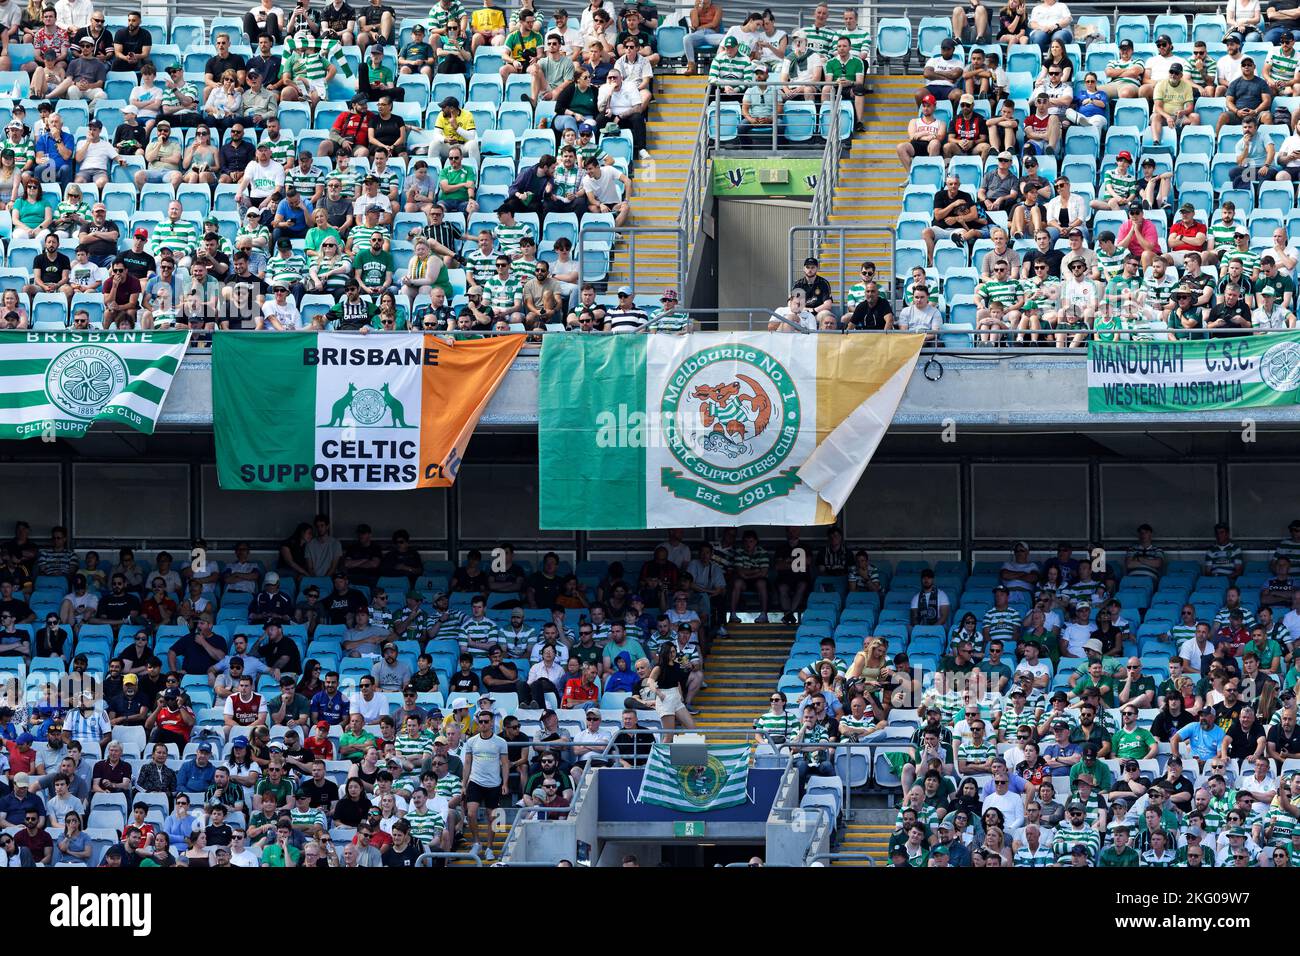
1168, 202, 1209, 267
322, 96, 373, 159
141, 576, 178, 626
1216, 609, 1251, 653
305, 720, 335, 760
561, 661, 601, 709
125, 802, 156, 844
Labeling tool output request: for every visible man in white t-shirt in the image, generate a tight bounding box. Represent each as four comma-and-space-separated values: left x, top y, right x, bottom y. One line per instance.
239, 142, 285, 212
462, 712, 508, 860
259, 284, 303, 330
919, 36, 963, 105
227, 828, 261, 866
1060, 604, 1096, 657
580, 157, 630, 226
350, 679, 388, 724
1000, 542, 1040, 593
1178, 621, 1214, 672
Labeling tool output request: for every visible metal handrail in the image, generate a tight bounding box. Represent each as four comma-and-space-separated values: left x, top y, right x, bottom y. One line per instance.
415, 850, 483, 866
575, 225, 686, 296
807, 851, 878, 865
789, 225, 895, 304
678, 92, 714, 282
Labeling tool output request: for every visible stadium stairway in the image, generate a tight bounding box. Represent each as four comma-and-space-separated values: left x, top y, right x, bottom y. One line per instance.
606, 73, 710, 291
819, 75, 918, 284
831, 819, 894, 866
694, 623, 793, 732
452, 815, 512, 865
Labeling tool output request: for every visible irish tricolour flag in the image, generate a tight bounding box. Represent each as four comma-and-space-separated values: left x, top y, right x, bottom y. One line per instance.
214, 332, 524, 490
538, 333, 924, 528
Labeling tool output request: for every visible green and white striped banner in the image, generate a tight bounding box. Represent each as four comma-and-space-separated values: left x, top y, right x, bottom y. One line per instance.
636, 744, 750, 813
1088, 332, 1300, 413
0, 331, 191, 439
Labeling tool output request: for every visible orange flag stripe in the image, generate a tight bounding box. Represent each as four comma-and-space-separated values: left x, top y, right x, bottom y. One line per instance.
417, 333, 527, 487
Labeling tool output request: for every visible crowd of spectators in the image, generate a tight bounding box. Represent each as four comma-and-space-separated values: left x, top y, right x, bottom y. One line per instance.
891, 3, 1300, 345
0, 519, 744, 865
750, 519, 1300, 865
0, 1, 696, 336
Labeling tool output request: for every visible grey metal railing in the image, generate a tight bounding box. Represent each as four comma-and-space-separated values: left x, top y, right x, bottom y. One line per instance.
576, 225, 686, 296
788, 225, 895, 301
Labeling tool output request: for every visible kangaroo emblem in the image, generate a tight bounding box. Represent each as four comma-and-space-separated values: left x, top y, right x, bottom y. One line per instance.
327, 384, 356, 426
692, 373, 772, 449
381, 384, 408, 427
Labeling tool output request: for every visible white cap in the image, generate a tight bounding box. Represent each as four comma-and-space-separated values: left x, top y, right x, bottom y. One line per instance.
451, 696, 470, 710
263, 571, 280, 585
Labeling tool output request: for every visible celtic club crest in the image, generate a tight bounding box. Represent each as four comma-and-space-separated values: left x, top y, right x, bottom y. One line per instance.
1259, 341, 1300, 393
660, 345, 803, 514
321, 383, 414, 428
45, 346, 129, 419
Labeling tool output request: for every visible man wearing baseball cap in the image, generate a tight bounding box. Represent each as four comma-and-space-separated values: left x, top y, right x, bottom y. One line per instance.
739, 62, 778, 145
1102, 38, 1143, 99
646, 287, 690, 333
1220, 56, 1274, 133
604, 286, 649, 333
1152, 61, 1200, 142
51, 36, 109, 103
917, 36, 963, 106
943, 92, 991, 161
707, 35, 754, 101
899, 92, 945, 172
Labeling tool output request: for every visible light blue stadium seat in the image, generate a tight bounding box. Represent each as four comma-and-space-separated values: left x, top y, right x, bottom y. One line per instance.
170, 15, 205, 49
1077, 15, 1111, 42
1196, 98, 1227, 130
916, 17, 951, 57
518, 128, 555, 162
875, 17, 912, 60
1153, 15, 1188, 43
1191, 14, 1226, 45
908, 156, 945, 189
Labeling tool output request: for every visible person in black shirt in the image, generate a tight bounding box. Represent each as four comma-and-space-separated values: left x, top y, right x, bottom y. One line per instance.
324, 572, 369, 626
451, 550, 489, 593
1223, 705, 1267, 761
1020, 229, 1064, 278
448, 654, 481, 694
358, 0, 398, 46
203, 32, 248, 100
78, 204, 122, 266
366, 98, 408, 153
204, 804, 234, 846
112, 14, 153, 73
34, 613, 68, 658
72, 14, 115, 63
217, 125, 256, 186
379, 530, 423, 580
381, 819, 422, 866
223, 251, 268, 329
255, 622, 302, 674
26, 234, 70, 297
0, 579, 31, 622
246, 35, 284, 91
611, 709, 655, 767
119, 228, 156, 278
849, 282, 895, 330
527, 552, 563, 609
1207, 283, 1253, 336
113, 107, 146, 155
341, 524, 384, 586
792, 256, 834, 316
315, 0, 359, 44
89, 574, 143, 627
